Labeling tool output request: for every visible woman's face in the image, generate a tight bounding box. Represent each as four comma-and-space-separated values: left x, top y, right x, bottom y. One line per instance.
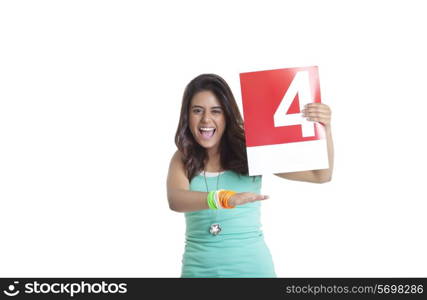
188, 90, 226, 151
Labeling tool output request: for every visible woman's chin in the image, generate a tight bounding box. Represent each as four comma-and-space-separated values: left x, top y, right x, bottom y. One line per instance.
197, 138, 219, 149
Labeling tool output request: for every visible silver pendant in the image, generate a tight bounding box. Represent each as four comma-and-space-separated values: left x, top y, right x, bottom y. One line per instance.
209, 223, 221, 235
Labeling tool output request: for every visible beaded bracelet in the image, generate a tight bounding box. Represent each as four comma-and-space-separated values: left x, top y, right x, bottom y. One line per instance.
207, 190, 236, 209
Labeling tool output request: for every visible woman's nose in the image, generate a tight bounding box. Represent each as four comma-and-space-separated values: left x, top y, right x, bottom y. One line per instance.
202, 112, 211, 121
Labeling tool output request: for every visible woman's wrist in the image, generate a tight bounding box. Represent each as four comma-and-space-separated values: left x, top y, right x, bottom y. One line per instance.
206, 190, 236, 209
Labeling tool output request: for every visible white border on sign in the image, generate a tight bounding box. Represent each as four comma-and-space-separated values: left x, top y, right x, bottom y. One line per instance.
247, 138, 329, 176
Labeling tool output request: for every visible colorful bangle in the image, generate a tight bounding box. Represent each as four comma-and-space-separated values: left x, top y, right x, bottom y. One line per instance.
207, 190, 237, 209
214, 189, 224, 209
207, 191, 217, 209
219, 190, 227, 208
223, 190, 236, 208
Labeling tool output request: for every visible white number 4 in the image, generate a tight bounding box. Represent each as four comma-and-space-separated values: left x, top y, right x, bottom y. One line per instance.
273, 71, 315, 137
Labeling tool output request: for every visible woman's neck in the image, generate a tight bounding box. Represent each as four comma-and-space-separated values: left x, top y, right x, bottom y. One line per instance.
204, 154, 223, 172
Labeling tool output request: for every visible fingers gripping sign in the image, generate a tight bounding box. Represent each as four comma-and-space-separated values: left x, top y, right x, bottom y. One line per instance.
302, 102, 332, 128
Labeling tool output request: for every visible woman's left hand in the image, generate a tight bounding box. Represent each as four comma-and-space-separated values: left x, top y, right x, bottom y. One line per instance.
301, 103, 332, 130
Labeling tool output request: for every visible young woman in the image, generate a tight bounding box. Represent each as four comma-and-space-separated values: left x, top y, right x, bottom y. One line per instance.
167, 73, 333, 278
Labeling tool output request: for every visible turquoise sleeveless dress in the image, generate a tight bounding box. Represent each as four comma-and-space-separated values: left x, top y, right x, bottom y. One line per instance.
181, 170, 276, 278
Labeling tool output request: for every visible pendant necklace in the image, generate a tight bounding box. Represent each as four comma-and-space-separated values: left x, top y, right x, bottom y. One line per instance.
203, 169, 222, 236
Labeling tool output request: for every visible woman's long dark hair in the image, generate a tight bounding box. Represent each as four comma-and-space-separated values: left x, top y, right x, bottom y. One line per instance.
175, 73, 255, 182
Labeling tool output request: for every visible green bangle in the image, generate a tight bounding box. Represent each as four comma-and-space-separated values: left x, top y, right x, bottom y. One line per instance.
210, 191, 218, 209
207, 191, 217, 209
207, 192, 213, 209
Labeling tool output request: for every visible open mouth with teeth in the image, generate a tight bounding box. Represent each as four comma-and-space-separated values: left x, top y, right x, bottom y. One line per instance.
199, 127, 216, 140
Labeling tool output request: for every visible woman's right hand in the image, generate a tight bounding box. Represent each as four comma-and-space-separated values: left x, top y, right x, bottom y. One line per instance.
228, 192, 269, 207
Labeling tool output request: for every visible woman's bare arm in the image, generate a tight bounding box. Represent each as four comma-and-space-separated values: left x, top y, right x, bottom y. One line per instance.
166, 150, 210, 212
166, 150, 270, 212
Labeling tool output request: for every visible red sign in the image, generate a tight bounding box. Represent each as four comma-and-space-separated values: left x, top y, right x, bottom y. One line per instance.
239, 66, 323, 148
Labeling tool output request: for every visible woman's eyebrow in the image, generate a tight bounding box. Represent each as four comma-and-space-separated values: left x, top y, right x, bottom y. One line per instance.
191, 105, 222, 109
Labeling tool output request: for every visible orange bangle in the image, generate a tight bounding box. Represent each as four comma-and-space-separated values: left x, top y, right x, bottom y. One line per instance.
219, 190, 225, 208
218, 190, 236, 208
220, 190, 236, 208
220, 190, 228, 208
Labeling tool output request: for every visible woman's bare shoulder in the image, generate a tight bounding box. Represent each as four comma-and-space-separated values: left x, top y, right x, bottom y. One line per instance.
167, 149, 189, 191
170, 149, 184, 163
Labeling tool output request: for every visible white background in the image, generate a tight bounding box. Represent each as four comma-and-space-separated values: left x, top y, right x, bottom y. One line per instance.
1, 0, 426, 277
